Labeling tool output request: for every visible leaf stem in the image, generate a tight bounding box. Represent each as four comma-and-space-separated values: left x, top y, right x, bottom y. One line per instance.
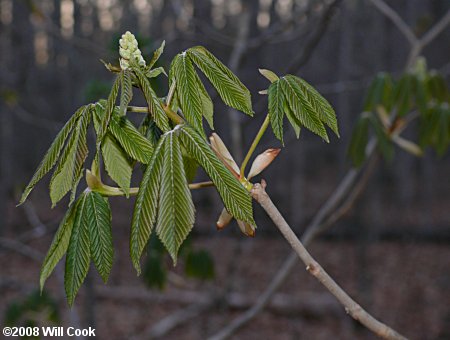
166, 80, 176, 107
127, 106, 149, 113
239, 114, 271, 179
92, 181, 214, 197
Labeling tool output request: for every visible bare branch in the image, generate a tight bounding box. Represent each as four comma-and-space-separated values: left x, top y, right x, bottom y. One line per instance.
407, 9, 450, 68
249, 182, 408, 340
368, 0, 417, 46
208, 140, 377, 340
131, 299, 215, 340
286, 0, 343, 74
418, 9, 450, 48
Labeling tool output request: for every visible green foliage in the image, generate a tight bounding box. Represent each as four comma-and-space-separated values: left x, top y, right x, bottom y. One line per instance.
185, 249, 215, 280
349, 65, 450, 167
119, 70, 133, 116
267, 73, 338, 143
170, 53, 204, 134
40, 203, 77, 291
5, 291, 59, 333
155, 131, 195, 263
86, 191, 113, 283
364, 73, 394, 112
348, 113, 370, 167
178, 125, 254, 225
130, 135, 165, 274
64, 191, 113, 306
49, 106, 90, 207
133, 65, 171, 132
21, 33, 343, 305
419, 103, 450, 156
142, 235, 167, 289
187, 46, 253, 116
19, 106, 87, 205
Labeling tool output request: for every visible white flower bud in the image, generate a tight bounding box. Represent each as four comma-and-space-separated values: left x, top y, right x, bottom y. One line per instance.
119, 31, 146, 70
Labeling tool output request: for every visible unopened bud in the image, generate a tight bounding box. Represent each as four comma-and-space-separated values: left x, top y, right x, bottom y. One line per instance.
237, 220, 256, 237
216, 208, 233, 229
247, 148, 280, 179
209, 133, 240, 175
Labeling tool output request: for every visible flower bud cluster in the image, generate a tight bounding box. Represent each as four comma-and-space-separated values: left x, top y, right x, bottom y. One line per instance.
119, 31, 145, 70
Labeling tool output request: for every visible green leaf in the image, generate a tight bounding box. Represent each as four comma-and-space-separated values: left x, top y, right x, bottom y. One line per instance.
268, 80, 285, 144
364, 73, 394, 112
148, 40, 165, 69
259, 68, 279, 83
50, 107, 91, 207
133, 65, 171, 132
94, 102, 154, 164
86, 192, 113, 283
280, 76, 329, 142
179, 125, 254, 224
426, 72, 449, 103
197, 75, 214, 130
40, 201, 78, 292
102, 134, 133, 196
146, 67, 167, 78
348, 113, 370, 167
130, 134, 166, 274
187, 46, 253, 116
98, 75, 120, 147
155, 131, 195, 264
393, 73, 414, 117
292, 76, 339, 137
19, 106, 85, 205
284, 102, 301, 139
185, 250, 215, 280
419, 104, 450, 156
109, 112, 154, 164
65, 192, 91, 306
412, 75, 428, 114
183, 154, 198, 183
369, 114, 394, 161
119, 70, 133, 116
142, 254, 167, 290
171, 53, 204, 134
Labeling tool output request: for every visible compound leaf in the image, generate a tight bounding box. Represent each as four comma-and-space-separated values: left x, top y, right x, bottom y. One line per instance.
280, 76, 329, 142
292, 76, 339, 137
187, 46, 253, 116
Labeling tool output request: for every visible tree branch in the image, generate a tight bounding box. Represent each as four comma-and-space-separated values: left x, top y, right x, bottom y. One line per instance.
286, 0, 343, 74
368, 0, 417, 46
249, 181, 407, 340
208, 139, 378, 340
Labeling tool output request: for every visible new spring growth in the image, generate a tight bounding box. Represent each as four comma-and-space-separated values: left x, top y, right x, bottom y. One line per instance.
119, 31, 145, 70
